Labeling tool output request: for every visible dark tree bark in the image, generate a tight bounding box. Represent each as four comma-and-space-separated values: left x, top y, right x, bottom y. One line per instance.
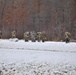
0, 0, 76, 40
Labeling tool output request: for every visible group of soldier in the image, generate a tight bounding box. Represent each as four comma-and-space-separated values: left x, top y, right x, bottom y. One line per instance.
11, 31, 46, 42
0, 30, 71, 43
23, 31, 46, 42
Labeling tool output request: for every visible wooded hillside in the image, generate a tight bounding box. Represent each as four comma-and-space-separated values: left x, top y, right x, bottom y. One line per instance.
0, 0, 76, 40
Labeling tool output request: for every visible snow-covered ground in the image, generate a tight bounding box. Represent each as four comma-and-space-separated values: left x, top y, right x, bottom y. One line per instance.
0, 39, 76, 75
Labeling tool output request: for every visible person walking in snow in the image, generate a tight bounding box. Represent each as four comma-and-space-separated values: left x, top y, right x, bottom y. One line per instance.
41, 31, 46, 42
11, 31, 16, 38
0, 31, 2, 39
64, 32, 71, 43
24, 32, 30, 42
30, 31, 36, 42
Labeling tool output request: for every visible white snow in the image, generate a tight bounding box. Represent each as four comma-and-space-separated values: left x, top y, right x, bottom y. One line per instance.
0, 39, 76, 75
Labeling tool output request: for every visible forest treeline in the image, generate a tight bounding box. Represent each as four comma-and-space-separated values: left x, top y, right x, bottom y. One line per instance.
0, 0, 76, 40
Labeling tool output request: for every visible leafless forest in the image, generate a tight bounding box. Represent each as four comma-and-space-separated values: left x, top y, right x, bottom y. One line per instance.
0, 0, 76, 40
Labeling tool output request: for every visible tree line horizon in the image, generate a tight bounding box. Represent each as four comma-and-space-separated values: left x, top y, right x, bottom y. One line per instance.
0, 0, 76, 40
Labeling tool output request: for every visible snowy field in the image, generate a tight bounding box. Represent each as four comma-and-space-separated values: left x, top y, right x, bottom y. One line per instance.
0, 39, 76, 75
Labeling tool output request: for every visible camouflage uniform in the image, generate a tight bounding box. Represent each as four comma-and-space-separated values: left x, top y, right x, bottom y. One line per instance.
36, 32, 42, 42
64, 32, 71, 43
41, 31, 46, 42
11, 31, 16, 38
0, 31, 2, 39
30, 31, 36, 42
24, 32, 30, 42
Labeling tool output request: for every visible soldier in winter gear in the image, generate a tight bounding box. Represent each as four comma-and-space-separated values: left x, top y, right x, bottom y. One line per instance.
0, 31, 2, 39
30, 31, 36, 42
41, 31, 46, 42
11, 31, 16, 38
24, 32, 30, 42
64, 32, 71, 43
36, 32, 42, 42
